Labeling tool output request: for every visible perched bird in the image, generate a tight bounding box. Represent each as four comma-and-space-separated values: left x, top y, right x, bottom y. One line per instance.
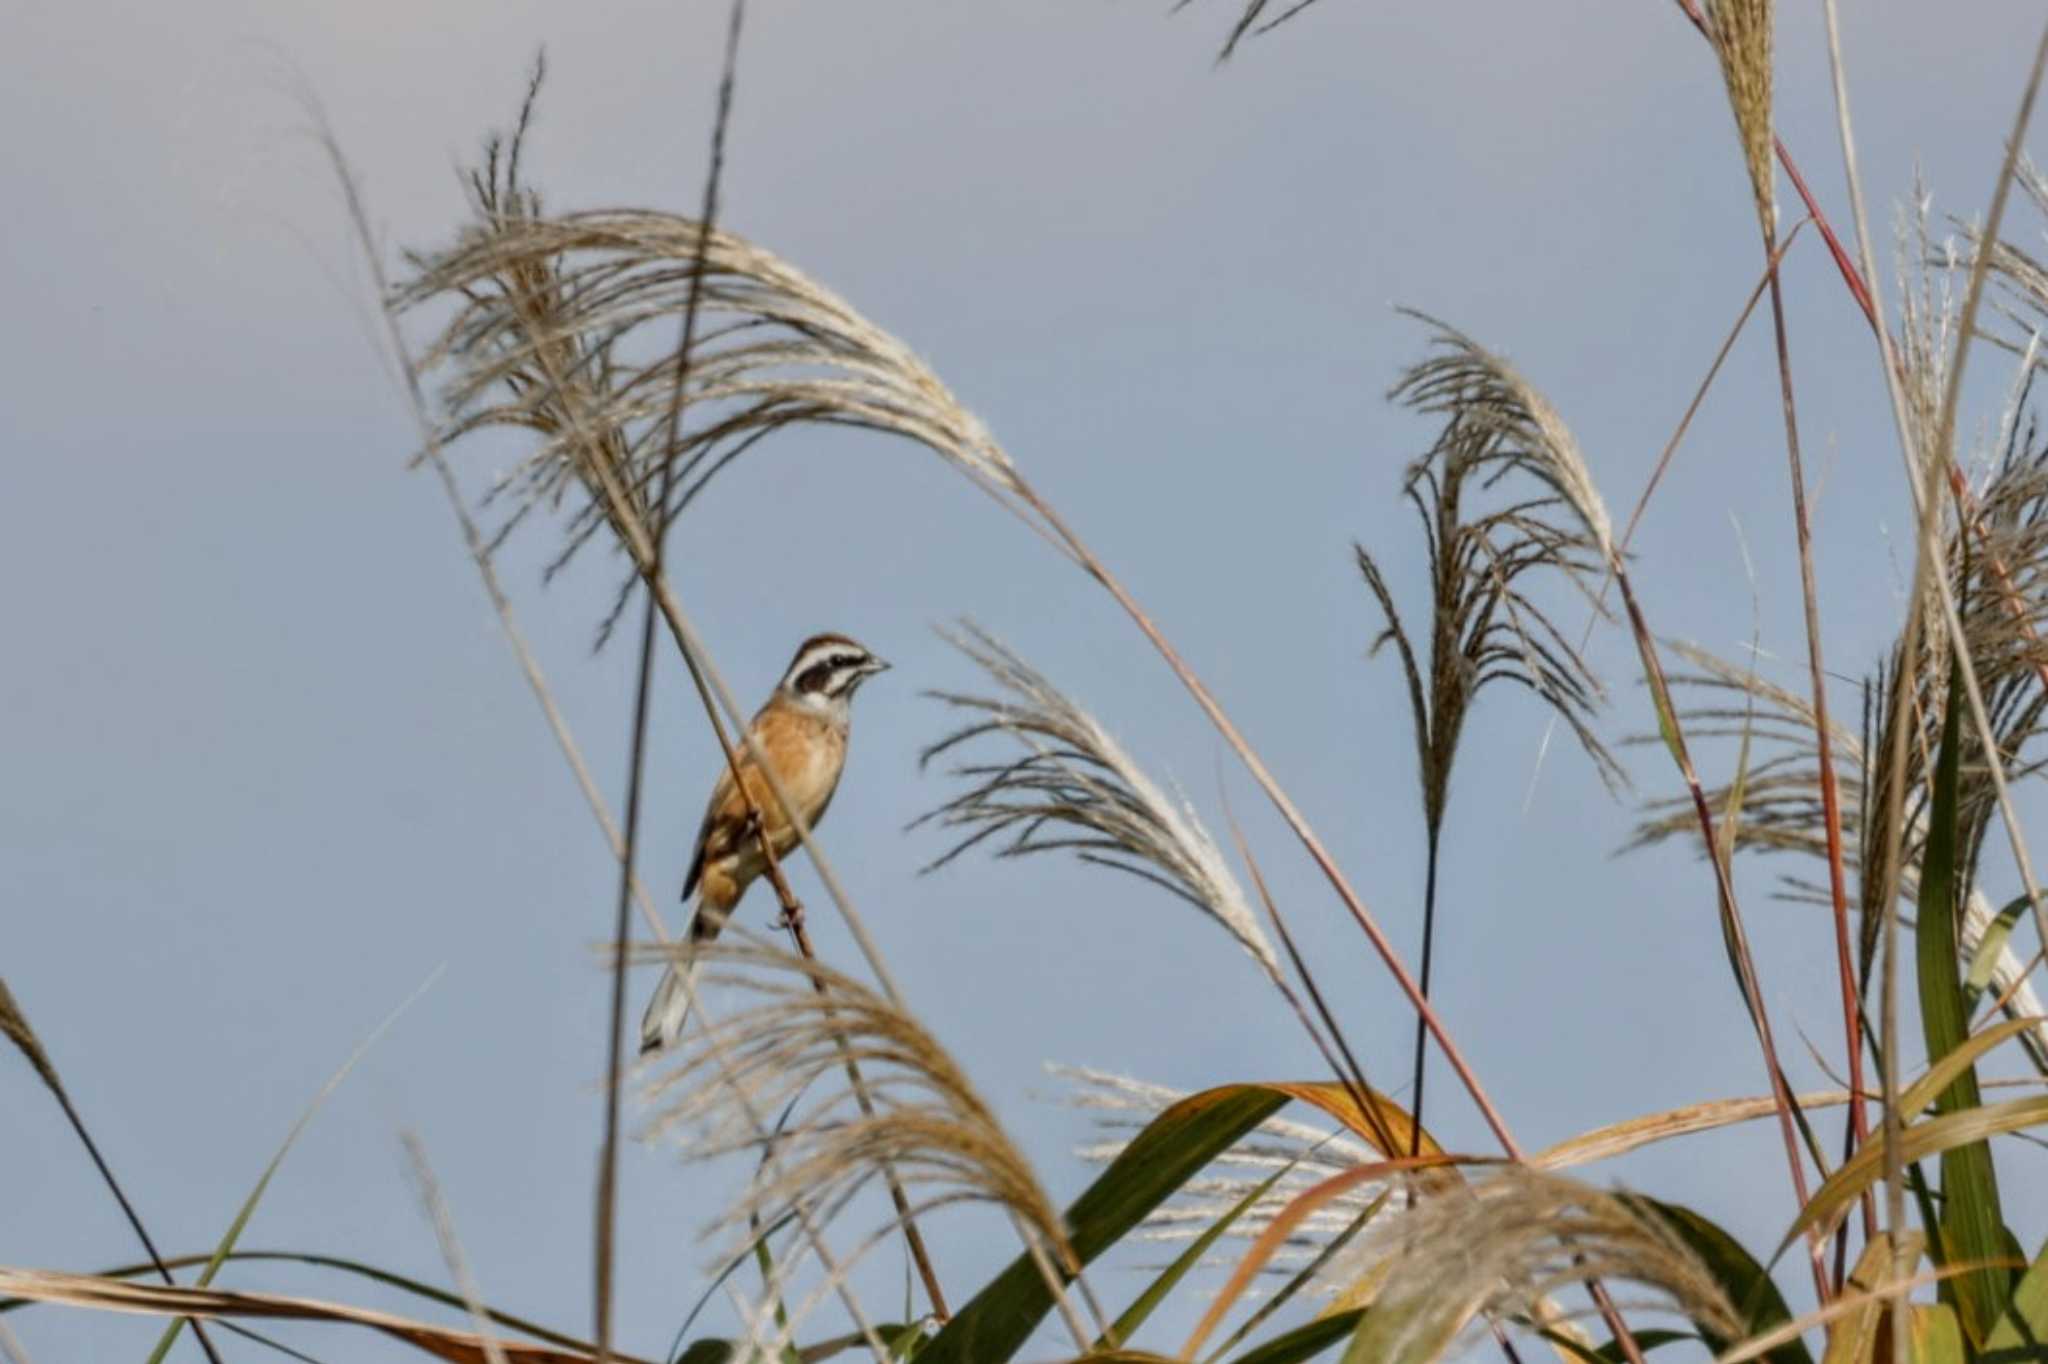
638, 632, 891, 1054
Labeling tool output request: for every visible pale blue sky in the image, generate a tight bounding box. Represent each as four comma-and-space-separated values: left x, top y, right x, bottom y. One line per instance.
7, 1, 2048, 1361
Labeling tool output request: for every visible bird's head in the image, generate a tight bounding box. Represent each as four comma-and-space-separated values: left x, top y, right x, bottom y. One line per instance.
778, 632, 890, 719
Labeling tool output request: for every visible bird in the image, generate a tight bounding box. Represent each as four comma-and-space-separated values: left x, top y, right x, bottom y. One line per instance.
638, 632, 891, 1054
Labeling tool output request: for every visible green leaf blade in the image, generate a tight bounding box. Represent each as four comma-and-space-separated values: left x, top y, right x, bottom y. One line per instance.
918, 1086, 1288, 1364
1917, 664, 2008, 1346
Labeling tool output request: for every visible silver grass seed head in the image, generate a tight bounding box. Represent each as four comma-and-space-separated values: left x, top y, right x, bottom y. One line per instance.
915, 623, 1285, 983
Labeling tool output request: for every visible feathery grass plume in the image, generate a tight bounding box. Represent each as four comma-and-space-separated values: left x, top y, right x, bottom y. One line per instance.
638, 941, 1072, 1287
1899, 182, 1964, 459
1368, 309, 1624, 1156
1388, 311, 1618, 565
1331, 1168, 1739, 1360
1705, 0, 1777, 233
913, 622, 1284, 984
1969, 158, 2048, 357
1368, 320, 1628, 826
397, 139, 1019, 643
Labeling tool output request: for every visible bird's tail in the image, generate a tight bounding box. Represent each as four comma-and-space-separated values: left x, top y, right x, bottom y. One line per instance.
640, 892, 739, 1056
638, 957, 701, 1056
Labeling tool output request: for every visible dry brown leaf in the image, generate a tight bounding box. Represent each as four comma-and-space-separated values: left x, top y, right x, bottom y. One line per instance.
0, 1268, 643, 1364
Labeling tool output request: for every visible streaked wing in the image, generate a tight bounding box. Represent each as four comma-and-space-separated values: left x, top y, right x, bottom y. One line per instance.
681, 756, 744, 902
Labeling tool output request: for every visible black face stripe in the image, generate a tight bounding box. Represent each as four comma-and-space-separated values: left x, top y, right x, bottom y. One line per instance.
791, 650, 871, 695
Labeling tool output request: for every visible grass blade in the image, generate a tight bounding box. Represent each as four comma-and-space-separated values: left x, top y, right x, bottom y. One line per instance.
918, 1086, 1289, 1364
1896, 1018, 2042, 1122
2, 1249, 600, 1356
1916, 663, 2008, 1344
1207, 1193, 1389, 1362
0, 1266, 636, 1364
0, 979, 229, 1363
1775, 1097, 2048, 1259
1965, 894, 2035, 1006
1220, 1311, 1360, 1364
144, 970, 440, 1364
1096, 1160, 1295, 1351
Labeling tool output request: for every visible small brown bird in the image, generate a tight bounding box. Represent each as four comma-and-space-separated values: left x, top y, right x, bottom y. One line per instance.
639, 632, 890, 1053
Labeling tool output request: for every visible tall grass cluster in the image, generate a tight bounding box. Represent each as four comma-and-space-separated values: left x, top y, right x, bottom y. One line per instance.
11, 3, 2048, 1363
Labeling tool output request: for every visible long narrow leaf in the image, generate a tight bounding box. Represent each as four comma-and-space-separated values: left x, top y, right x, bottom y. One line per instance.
1186, 1156, 1463, 1361
1535, 1092, 1851, 1170
0, 1266, 633, 1364
918, 1086, 1288, 1364
1207, 1194, 1389, 1362
1775, 1098, 2048, 1257
1222, 1311, 1360, 1364
1917, 663, 2008, 1345
145, 971, 439, 1364
1897, 1018, 2043, 1122
1097, 1160, 1295, 1350
1, 1248, 590, 1354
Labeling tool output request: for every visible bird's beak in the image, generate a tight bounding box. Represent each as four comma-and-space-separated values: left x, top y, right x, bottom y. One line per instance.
865, 656, 892, 675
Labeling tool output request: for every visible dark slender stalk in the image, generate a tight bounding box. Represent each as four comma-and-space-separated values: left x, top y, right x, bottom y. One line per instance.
0, 980, 228, 1364
596, 9, 744, 1360
1406, 823, 1442, 1163
45, 1084, 232, 1364
1225, 808, 1398, 1155
625, 21, 950, 1309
